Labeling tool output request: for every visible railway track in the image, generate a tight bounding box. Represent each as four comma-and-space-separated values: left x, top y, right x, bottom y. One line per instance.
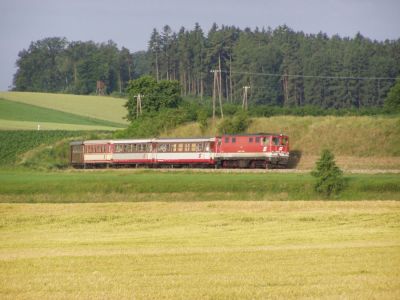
74, 167, 400, 174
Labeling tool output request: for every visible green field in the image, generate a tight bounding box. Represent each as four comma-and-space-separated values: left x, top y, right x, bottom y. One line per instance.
0, 91, 128, 127
1, 200, 399, 299
0, 98, 125, 128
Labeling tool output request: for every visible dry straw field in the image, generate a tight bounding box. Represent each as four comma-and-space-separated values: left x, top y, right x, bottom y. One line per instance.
1, 201, 399, 299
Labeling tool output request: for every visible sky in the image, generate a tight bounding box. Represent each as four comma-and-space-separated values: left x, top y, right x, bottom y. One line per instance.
1, 0, 399, 91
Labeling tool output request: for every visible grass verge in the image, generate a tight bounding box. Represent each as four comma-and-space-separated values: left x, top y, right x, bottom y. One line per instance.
0, 170, 399, 202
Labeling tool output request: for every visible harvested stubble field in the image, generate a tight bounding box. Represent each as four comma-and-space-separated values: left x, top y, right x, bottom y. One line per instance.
1, 201, 399, 299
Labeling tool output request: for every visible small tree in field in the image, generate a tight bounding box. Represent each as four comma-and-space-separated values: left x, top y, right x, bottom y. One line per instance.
311, 149, 345, 197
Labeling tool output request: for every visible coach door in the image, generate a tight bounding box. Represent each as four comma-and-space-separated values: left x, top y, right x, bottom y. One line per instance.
70, 144, 84, 164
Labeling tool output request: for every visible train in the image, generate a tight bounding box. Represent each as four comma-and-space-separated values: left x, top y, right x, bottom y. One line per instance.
70, 133, 289, 169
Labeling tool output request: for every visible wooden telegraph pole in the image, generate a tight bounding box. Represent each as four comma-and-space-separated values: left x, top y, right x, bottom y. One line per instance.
211, 67, 224, 120
136, 94, 143, 117
242, 86, 250, 110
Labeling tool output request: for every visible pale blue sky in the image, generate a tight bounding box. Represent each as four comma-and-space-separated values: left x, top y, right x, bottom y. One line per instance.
1, 0, 399, 91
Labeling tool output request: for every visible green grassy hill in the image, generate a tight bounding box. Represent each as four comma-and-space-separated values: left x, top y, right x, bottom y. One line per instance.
0, 92, 128, 129
165, 116, 400, 156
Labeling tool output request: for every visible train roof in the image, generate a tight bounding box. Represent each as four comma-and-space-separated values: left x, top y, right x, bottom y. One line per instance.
155, 137, 215, 143
218, 133, 287, 137
111, 139, 154, 144
83, 140, 114, 145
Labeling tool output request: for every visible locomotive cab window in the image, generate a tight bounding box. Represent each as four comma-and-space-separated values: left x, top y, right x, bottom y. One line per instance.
249, 137, 253, 143
272, 137, 279, 146
255, 137, 260, 143
232, 137, 236, 143
225, 137, 229, 143
262, 137, 269, 145
281, 137, 288, 145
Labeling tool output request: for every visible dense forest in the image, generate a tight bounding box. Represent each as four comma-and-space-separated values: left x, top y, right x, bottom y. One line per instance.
13, 24, 400, 108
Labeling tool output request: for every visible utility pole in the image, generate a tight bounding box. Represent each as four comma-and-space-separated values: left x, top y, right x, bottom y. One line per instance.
211, 68, 224, 120
218, 55, 223, 106
136, 94, 143, 117
229, 55, 233, 103
242, 86, 250, 110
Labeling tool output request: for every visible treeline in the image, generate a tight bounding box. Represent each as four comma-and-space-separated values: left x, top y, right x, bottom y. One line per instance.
13, 24, 400, 109
147, 24, 400, 108
13, 37, 149, 95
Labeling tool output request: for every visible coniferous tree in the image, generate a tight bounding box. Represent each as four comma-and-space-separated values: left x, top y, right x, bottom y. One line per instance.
311, 149, 346, 197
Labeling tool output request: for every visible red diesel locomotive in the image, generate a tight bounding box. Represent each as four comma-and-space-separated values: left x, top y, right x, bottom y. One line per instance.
70, 133, 289, 169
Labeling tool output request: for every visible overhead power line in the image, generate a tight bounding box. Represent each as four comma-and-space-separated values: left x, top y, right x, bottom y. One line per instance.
221, 70, 398, 81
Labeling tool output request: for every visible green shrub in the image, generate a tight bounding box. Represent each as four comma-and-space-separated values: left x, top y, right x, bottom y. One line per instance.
218, 110, 251, 134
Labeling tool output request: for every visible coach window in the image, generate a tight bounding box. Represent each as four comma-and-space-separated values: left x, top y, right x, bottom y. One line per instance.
158, 144, 166, 152
196, 143, 203, 152
184, 143, 191, 152
255, 137, 260, 143
141, 144, 146, 152
190, 143, 196, 152
225, 137, 230, 143
177, 143, 183, 152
